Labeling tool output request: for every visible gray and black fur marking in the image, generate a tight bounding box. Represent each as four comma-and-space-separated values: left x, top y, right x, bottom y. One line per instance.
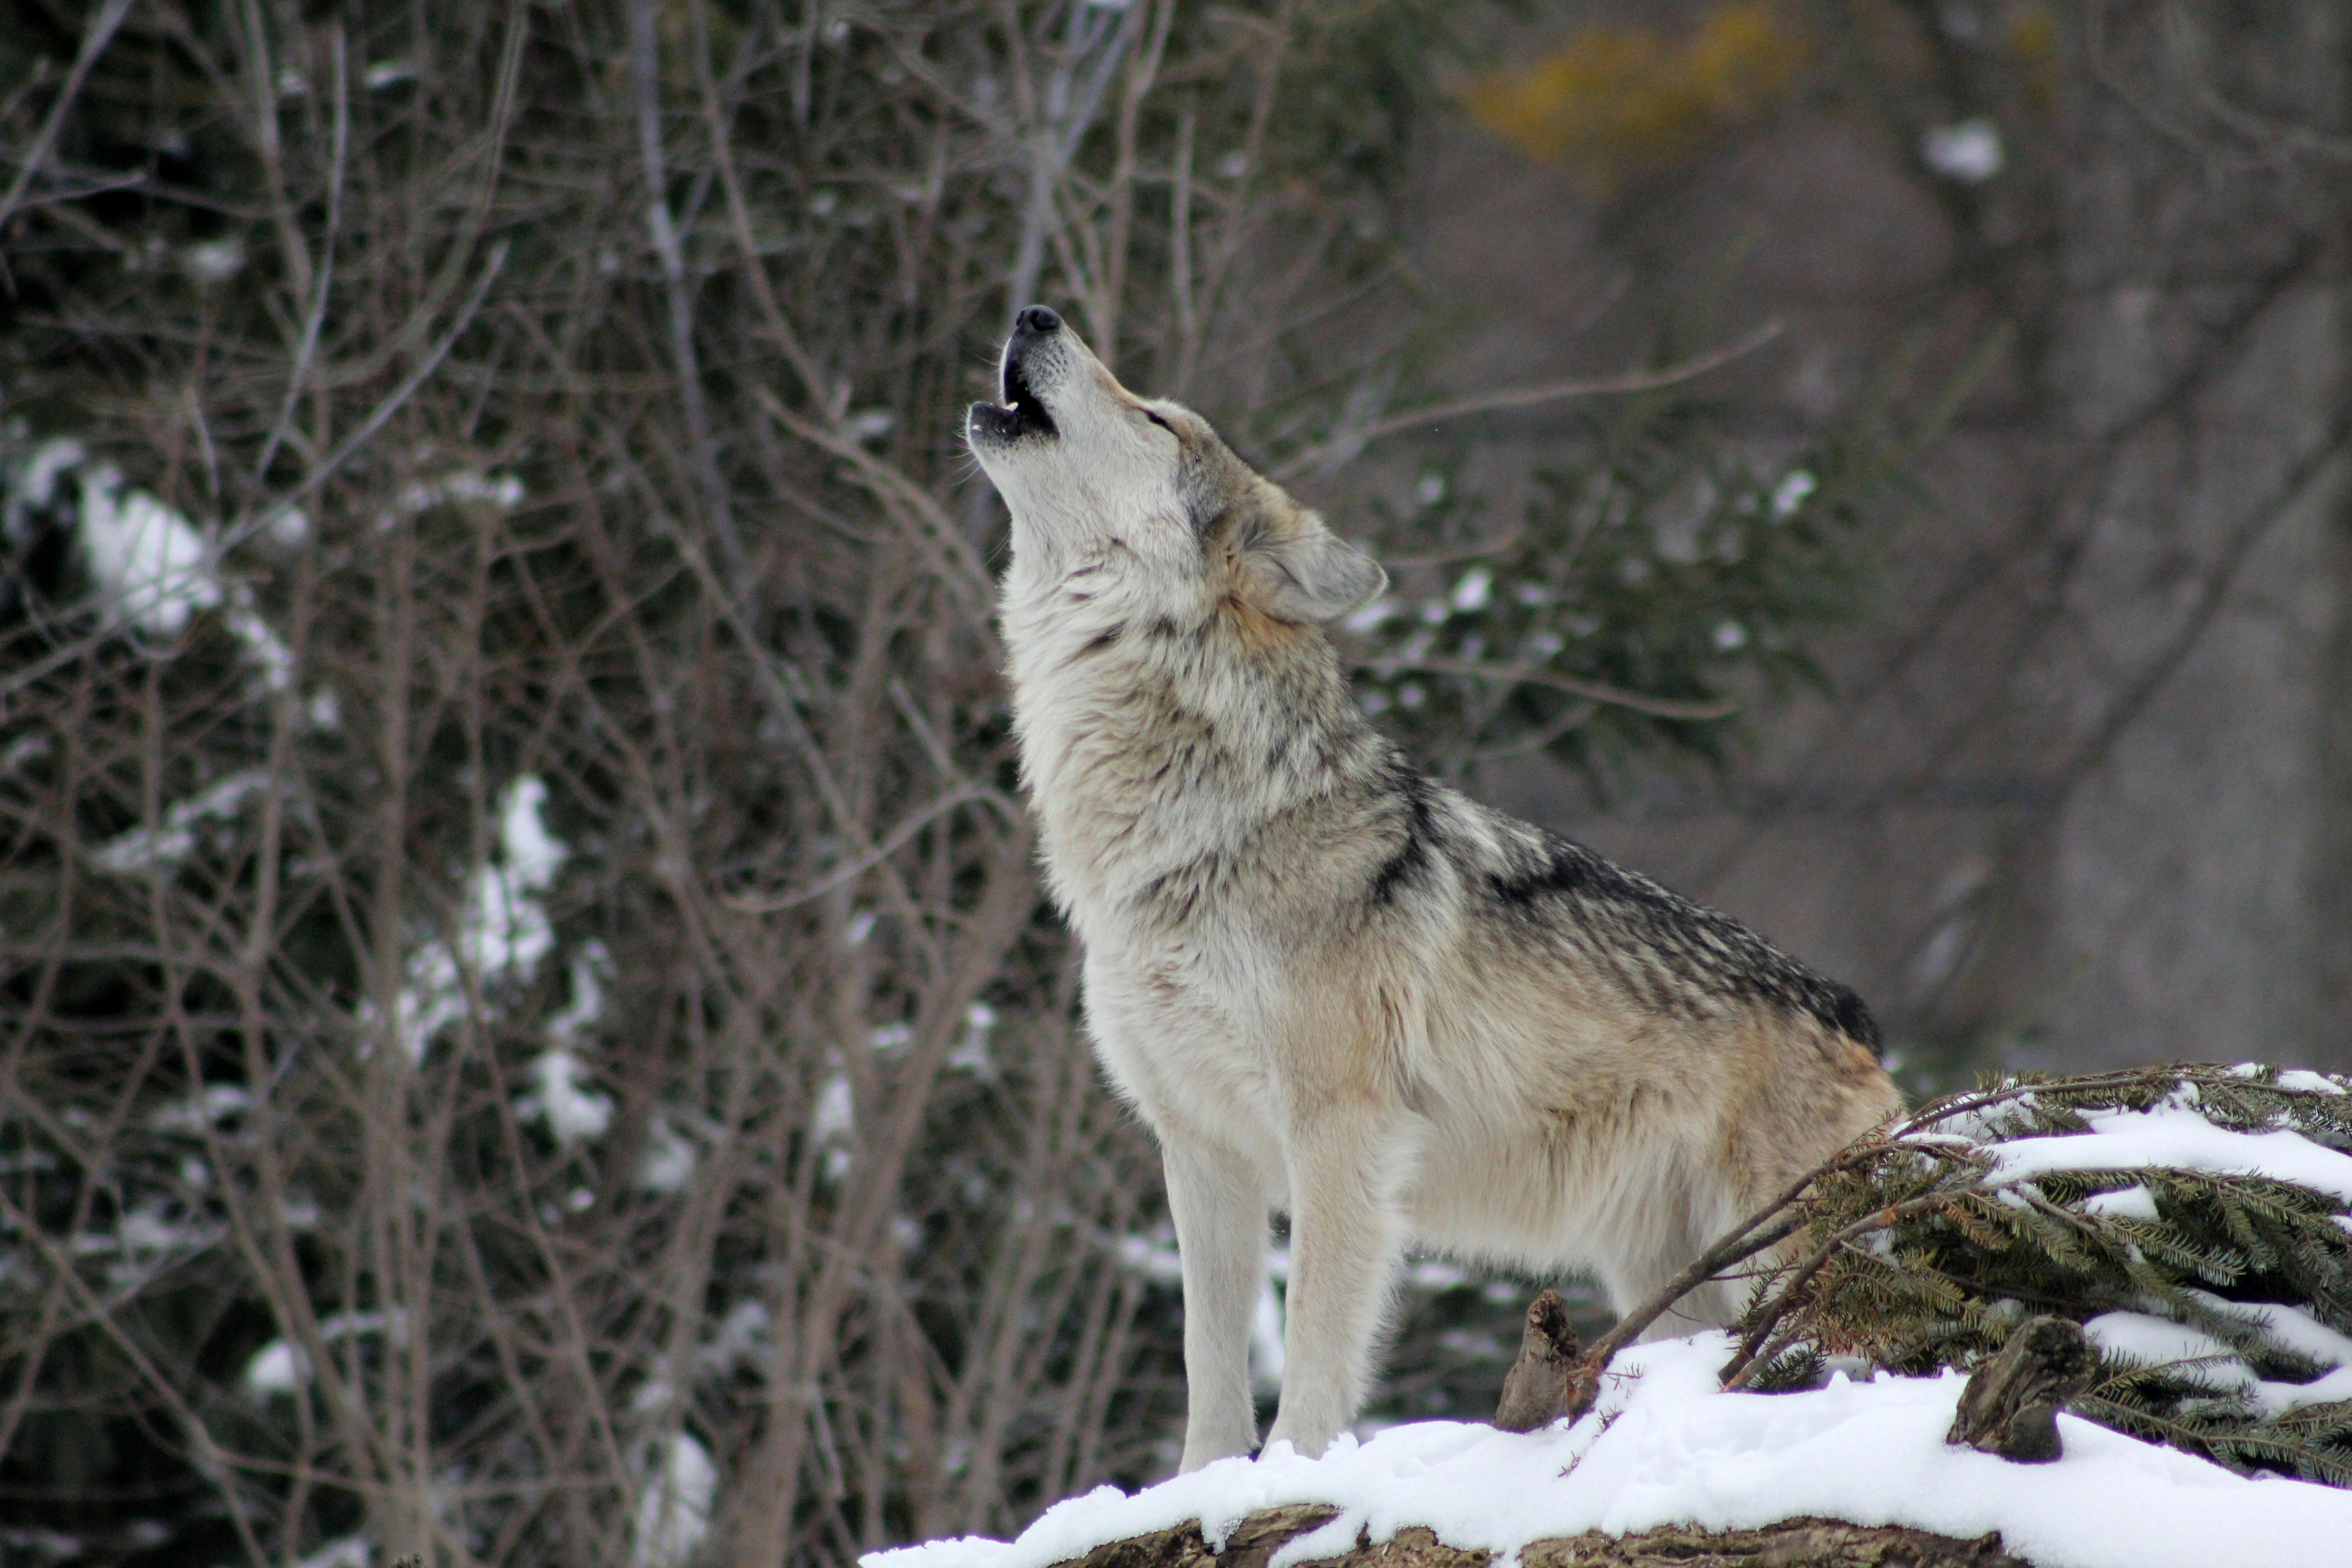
1348, 741, 1879, 1054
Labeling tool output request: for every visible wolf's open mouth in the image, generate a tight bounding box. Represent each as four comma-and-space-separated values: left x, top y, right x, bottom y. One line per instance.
972, 347, 1057, 443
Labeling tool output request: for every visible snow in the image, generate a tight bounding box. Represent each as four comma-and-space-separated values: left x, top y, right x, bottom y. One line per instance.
948, 1001, 998, 1074
2197, 1294, 2352, 1372
397, 470, 526, 514
2083, 1312, 2245, 1388
2259, 1364, 2352, 1414
240, 1311, 400, 1401
1449, 567, 1492, 614
497, 776, 567, 886
1115, 1228, 1183, 1284
1922, 119, 2003, 182
546, 943, 611, 1042
183, 237, 245, 284
13, 440, 308, 698
2078, 1184, 2157, 1220
389, 775, 568, 1061
1985, 1106, 2352, 1204
521, 943, 617, 1144
149, 1083, 253, 1132
700, 1300, 774, 1377
518, 1049, 614, 1146
815, 1068, 856, 1180
2181, 1294, 2352, 1413
867, 1335, 2352, 1568
637, 1114, 699, 1192
1251, 1274, 1286, 1393
633, 1431, 716, 1568
75, 462, 220, 636
72, 1197, 222, 1290
2086, 1308, 2352, 1416
295, 1539, 370, 1568
93, 770, 272, 874
2274, 1071, 2346, 1097
813, 1073, 855, 1141
1768, 468, 1816, 519
7, 438, 86, 540
241, 1339, 308, 1400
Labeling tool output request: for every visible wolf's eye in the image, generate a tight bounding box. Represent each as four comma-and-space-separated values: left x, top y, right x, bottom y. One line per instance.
1141, 408, 1173, 433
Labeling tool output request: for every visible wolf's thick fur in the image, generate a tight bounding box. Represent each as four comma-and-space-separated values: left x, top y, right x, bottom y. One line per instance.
967, 308, 1901, 1471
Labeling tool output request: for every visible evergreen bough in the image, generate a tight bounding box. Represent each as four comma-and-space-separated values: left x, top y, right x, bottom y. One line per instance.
1728, 1065, 2352, 1485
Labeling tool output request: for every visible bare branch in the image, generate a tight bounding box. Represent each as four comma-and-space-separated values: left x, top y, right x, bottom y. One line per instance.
1272, 320, 1785, 484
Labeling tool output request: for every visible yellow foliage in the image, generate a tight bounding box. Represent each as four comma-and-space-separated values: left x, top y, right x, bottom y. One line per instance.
1466, 4, 1810, 185
2004, 5, 2061, 115
2003, 5, 2058, 61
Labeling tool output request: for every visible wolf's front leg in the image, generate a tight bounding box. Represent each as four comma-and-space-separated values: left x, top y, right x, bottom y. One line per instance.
1163, 1137, 1266, 1471
1264, 1107, 1406, 1457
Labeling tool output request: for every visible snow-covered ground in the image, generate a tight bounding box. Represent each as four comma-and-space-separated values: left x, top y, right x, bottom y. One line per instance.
875, 1073, 2352, 1568
871, 1332, 2352, 1568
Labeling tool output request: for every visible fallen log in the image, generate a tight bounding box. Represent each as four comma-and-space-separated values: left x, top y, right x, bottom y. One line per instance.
1053, 1508, 2034, 1568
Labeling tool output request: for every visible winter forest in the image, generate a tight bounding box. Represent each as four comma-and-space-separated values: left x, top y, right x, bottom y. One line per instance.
3, 2, 2351, 1566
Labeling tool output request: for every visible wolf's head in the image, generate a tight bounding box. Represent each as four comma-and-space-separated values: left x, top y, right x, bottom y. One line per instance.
967, 307, 1384, 625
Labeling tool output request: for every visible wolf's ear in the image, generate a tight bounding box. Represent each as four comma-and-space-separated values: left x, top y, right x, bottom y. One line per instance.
1241, 522, 1387, 624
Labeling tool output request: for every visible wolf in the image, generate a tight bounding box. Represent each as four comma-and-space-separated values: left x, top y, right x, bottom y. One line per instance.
966, 306, 1902, 1471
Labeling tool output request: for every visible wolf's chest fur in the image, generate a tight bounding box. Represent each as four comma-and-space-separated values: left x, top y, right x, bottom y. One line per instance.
1005, 565, 1383, 948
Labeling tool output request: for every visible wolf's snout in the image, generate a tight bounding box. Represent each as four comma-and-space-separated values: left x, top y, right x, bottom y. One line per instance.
966, 306, 1065, 449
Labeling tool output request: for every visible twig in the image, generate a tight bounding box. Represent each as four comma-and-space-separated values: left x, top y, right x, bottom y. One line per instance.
750, 383, 997, 617
250, 29, 349, 496
1718, 1193, 1954, 1389
1270, 320, 1784, 484
1363, 656, 1740, 721
721, 784, 1002, 912
224, 241, 510, 556
0, 0, 135, 234
1547, 1133, 1982, 1423
630, 0, 749, 583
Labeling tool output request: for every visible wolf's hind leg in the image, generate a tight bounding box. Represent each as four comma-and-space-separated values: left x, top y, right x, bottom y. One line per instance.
1164, 1137, 1265, 1471
1600, 1177, 1745, 1339
1264, 1107, 1407, 1458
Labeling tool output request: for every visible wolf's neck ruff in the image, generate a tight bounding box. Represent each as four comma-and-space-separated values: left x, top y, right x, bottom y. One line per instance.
1002, 564, 1388, 939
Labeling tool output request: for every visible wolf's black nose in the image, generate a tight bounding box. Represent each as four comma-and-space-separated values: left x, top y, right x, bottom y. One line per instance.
1015, 305, 1061, 336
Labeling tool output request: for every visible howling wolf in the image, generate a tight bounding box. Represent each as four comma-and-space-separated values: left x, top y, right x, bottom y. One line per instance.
967, 305, 1901, 1470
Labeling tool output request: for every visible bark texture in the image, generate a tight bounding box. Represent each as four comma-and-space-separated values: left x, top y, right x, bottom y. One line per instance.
1054, 1507, 2034, 1568
1945, 1317, 2091, 1463
1493, 1289, 1583, 1431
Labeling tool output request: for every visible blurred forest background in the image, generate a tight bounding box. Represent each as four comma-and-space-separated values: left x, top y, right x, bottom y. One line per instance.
0, 1, 2345, 1564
